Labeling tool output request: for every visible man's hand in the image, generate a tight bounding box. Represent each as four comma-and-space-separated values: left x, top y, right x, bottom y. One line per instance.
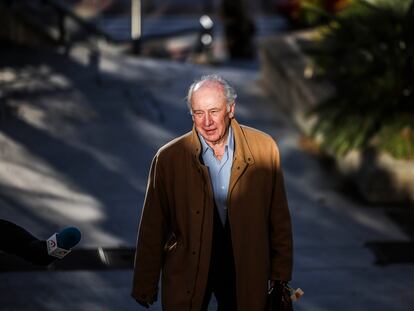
135, 292, 157, 309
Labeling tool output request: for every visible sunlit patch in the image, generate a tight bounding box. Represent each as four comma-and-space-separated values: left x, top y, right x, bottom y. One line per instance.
125, 114, 175, 147
0, 161, 105, 222
0, 132, 104, 220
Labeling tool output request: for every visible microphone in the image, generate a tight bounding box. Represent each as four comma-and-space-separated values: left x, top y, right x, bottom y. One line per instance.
47, 227, 82, 259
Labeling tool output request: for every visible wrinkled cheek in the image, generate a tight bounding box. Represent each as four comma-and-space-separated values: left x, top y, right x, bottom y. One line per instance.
194, 123, 203, 134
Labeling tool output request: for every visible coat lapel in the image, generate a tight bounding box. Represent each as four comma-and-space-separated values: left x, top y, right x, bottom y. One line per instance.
227, 119, 254, 203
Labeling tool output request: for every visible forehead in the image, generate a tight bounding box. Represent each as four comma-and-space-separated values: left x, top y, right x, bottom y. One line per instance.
191, 81, 226, 110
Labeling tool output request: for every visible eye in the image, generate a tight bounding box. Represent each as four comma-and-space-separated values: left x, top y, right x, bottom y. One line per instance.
210, 110, 219, 116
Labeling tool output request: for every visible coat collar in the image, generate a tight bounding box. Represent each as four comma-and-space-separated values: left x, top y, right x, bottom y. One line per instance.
190, 119, 255, 166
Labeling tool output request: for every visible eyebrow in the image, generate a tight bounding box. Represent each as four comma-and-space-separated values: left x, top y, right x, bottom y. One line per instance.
192, 107, 222, 112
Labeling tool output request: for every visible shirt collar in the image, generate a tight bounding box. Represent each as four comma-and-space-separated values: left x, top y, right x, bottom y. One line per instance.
198, 125, 234, 156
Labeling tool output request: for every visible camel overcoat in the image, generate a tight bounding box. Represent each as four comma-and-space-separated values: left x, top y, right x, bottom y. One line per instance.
132, 119, 293, 311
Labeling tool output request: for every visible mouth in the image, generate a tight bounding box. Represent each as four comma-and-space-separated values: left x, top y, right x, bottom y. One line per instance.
204, 129, 216, 135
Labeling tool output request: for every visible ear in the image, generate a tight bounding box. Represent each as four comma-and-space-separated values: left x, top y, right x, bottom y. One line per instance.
229, 103, 235, 118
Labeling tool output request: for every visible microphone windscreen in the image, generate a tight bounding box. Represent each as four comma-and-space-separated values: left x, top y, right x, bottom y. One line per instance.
56, 227, 81, 250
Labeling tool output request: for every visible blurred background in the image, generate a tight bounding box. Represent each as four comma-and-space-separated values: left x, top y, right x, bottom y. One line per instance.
0, 0, 413, 310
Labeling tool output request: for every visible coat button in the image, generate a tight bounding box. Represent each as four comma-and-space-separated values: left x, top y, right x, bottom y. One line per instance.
192, 251, 196, 255
141, 294, 147, 299
186, 290, 191, 294
237, 166, 240, 170
196, 210, 200, 214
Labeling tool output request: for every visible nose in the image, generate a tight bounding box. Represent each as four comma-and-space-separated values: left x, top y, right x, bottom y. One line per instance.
203, 113, 212, 127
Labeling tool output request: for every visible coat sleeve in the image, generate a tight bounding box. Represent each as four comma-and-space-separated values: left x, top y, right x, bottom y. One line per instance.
269, 142, 293, 281
131, 154, 169, 302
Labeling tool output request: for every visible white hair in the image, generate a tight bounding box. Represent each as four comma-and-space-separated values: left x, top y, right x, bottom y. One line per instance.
186, 74, 237, 113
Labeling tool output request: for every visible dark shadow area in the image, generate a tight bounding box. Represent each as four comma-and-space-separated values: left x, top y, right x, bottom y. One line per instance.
386, 209, 414, 240
365, 242, 414, 266
365, 208, 414, 265
0, 247, 135, 271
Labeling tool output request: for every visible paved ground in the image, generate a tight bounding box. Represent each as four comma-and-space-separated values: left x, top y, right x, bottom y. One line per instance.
0, 42, 413, 311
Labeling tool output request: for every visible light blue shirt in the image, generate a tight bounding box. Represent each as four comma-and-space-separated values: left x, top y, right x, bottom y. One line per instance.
199, 126, 234, 225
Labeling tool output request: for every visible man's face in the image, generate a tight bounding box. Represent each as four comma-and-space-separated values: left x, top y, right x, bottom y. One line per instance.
191, 82, 235, 146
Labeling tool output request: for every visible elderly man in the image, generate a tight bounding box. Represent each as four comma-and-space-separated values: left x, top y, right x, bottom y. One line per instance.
132, 75, 293, 311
